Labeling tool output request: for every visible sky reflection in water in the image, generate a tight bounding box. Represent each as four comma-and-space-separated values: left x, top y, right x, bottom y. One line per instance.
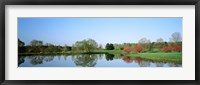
18, 54, 182, 67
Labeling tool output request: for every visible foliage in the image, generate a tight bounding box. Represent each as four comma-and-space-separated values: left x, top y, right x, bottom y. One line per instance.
105, 54, 115, 61
30, 40, 43, 46
72, 39, 98, 53
172, 45, 182, 52
18, 38, 25, 47
133, 44, 144, 53
162, 46, 172, 52
72, 54, 97, 67
105, 43, 114, 50
114, 44, 123, 50
123, 47, 132, 54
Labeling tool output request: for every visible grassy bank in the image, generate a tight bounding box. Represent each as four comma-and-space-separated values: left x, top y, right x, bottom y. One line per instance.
126, 53, 182, 64
94, 50, 122, 54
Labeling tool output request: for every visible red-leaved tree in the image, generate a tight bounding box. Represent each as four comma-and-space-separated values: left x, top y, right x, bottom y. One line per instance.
162, 46, 172, 52
133, 45, 144, 53
123, 47, 132, 54
173, 45, 182, 52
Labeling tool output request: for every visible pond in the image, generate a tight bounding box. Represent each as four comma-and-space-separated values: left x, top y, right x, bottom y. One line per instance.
18, 54, 182, 67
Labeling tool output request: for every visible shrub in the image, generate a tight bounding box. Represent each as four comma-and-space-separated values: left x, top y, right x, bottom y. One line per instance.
162, 46, 172, 52
173, 45, 182, 52
123, 47, 132, 54
133, 45, 144, 53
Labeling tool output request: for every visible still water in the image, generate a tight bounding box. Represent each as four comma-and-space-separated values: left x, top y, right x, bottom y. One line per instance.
18, 54, 182, 67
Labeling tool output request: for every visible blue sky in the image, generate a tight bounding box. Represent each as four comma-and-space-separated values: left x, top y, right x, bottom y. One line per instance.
18, 18, 182, 46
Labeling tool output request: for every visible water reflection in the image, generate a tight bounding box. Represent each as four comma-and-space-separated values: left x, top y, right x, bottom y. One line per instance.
18, 56, 25, 66
122, 56, 133, 63
105, 54, 114, 61
29, 56, 44, 65
72, 54, 97, 67
18, 54, 182, 67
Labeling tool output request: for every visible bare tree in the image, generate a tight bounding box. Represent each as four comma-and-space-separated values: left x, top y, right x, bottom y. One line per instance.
169, 32, 182, 43
156, 38, 164, 42
138, 37, 151, 43
30, 40, 43, 46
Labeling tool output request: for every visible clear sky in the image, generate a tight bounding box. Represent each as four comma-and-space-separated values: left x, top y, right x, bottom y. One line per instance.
18, 18, 182, 46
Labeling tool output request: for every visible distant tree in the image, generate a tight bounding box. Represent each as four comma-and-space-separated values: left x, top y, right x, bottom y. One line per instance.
98, 44, 103, 49
30, 40, 43, 46
133, 44, 144, 53
138, 38, 151, 43
45, 43, 54, 46
114, 44, 121, 50
149, 42, 155, 51
138, 38, 151, 51
156, 38, 164, 42
18, 38, 25, 47
169, 32, 182, 43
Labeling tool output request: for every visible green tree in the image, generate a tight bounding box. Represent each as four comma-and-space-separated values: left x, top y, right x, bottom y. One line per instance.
72, 39, 98, 53
62, 45, 69, 53
105, 43, 114, 50
18, 38, 25, 47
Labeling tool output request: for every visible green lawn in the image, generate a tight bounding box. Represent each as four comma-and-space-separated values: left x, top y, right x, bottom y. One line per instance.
126, 53, 182, 64
95, 50, 182, 64
94, 50, 122, 54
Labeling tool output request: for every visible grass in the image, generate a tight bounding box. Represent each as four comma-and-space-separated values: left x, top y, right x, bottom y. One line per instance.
94, 50, 122, 54
126, 53, 182, 64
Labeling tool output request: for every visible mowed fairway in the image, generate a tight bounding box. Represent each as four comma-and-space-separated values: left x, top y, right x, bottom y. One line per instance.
95, 50, 182, 64
126, 53, 182, 64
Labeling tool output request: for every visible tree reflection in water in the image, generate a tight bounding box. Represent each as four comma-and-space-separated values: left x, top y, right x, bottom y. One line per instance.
105, 54, 114, 61
27, 55, 55, 65
18, 54, 182, 67
138, 61, 151, 67
122, 56, 150, 67
155, 62, 164, 67
168, 62, 181, 67
44, 56, 55, 62
122, 56, 133, 63
133, 57, 144, 64
72, 54, 98, 67
18, 56, 25, 66
28, 56, 44, 65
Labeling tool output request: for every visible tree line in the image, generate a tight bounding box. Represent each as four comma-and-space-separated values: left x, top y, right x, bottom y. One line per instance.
18, 32, 182, 54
